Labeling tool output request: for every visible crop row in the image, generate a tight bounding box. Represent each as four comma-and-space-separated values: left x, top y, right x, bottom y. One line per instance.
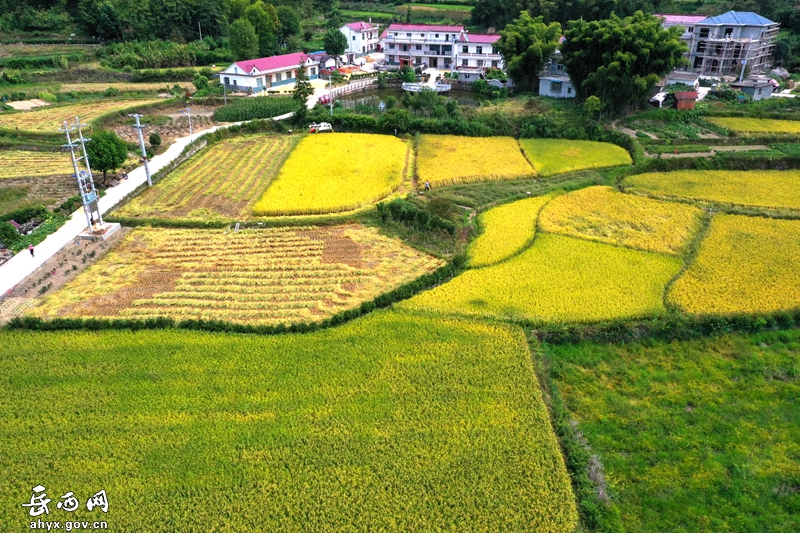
0, 98, 163, 132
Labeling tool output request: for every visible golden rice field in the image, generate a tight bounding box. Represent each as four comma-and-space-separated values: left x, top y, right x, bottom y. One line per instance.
539, 186, 704, 255
253, 133, 409, 216
114, 135, 298, 221
60, 82, 192, 93
519, 139, 632, 177
32, 226, 443, 325
706, 117, 800, 133
669, 214, 800, 315
399, 233, 682, 323
626, 170, 800, 211
468, 194, 554, 268
0, 98, 163, 132
416, 135, 534, 186
0, 150, 73, 178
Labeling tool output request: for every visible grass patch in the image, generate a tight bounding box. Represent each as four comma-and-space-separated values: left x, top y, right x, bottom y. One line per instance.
669, 214, 800, 316
519, 139, 632, 177
0, 311, 578, 531
544, 330, 800, 532
707, 117, 800, 133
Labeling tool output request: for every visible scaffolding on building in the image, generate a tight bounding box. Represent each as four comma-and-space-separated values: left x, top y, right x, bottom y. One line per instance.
693, 25, 779, 76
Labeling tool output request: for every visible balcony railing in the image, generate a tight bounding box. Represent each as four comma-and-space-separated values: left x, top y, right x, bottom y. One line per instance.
383, 35, 456, 44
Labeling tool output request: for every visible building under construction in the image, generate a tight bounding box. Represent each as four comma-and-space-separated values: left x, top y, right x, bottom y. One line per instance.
685, 11, 779, 77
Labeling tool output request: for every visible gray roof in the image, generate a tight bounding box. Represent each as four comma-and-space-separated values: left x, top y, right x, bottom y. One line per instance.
698, 11, 776, 26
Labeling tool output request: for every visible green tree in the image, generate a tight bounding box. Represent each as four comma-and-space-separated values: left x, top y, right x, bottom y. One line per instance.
583, 95, 601, 119
193, 72, 209, 92
496, 12, 562, 93
228, 18, 259, 60
561, 11, 687, 114
324, 28, 347, 68
245, 1, 281, 57
292, 61, 313, 121
326, 7, 343, 30
86, 130, 128, 185
277, 6, 300, 44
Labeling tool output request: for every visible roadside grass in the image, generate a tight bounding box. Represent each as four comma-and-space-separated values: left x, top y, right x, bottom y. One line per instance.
543, 329, 800, 533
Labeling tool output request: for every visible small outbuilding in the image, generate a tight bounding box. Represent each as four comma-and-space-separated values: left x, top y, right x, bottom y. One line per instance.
674, 91, 698, 110
730, 80, 774, 101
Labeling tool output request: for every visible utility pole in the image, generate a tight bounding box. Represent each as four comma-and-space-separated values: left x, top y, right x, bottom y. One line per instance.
181, 107, 193, 135
59, 119, 100, 232
198, 21, 203, 41
129, 114, 152, 186
329, 75, 333, 116
74, 116, 103, 227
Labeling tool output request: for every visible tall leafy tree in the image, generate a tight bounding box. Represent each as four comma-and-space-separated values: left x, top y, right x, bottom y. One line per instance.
86, 130, 128, 185
496, 12, 562, 93
277, 5, 300, 44
324, 28, 347, 68
292, 60, 313, 121
245, 1, 281, 56
228, 18, 259, 60
561, 11, 687, 114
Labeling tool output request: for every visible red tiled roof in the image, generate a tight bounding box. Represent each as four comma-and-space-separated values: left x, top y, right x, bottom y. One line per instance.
655, 14, 707, 25
234, 52, 311, 74
460, 33, 501, 44
386, 23, 464, 33
674, 91, 699, 100
346, 22, 375, 31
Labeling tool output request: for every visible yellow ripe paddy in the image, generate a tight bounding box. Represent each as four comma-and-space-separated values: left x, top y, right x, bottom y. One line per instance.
400, 233, 682, 323
539, 186, 704, 255
115, 134, 298, 221
33, 226, 443, 325
519, 139, 632, 177
468, 194, 554, 267
626, 170, 800, 211
706, 117, 800, 133
416, 135, 534, 186
669, 214, 800, 315
253, 133, 409, 216
0, 150, 73, 178
0, 98, 163, 132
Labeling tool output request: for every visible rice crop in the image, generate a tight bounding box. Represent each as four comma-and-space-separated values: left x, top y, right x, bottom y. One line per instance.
468, 193, 554, 268
519, 139, 632, 177
115, 134, 298, 221
416, 135, 534, 186
538, 186, 704, 255
669, 214, 800, 315
0, 150, 73, 179
706, 117, 800, 133
0, 312, 578, 531
626, 170, 800, 211
253, 133, 409, 216
32, 225, 443, 325
0, 99, 163, 132
400, 233, 681, 323
212, 96, 300, 122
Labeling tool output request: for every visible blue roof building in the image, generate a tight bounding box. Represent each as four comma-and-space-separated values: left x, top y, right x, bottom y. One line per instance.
686, 11, 780, 76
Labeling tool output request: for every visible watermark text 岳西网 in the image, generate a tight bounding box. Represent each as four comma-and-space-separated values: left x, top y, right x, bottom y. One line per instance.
22, 485, 109, 530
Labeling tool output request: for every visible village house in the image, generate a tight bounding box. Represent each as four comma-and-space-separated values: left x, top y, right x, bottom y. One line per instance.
380, 23, 502, 76
730, 79, 775, 100
339, 22, 381, 64
539, 50, 575, 98
220, 52, 319, 93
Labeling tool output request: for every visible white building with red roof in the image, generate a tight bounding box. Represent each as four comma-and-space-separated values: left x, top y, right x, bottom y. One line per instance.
220, 52, 319, 93
340, 22, 380, 63
381, 23, 502, 75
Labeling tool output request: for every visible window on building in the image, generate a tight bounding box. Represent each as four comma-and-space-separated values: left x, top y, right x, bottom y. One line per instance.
567, 86, 572, 94
407, 33, 411, 37
276, 73, 282, 82
389, 55, 395, 62
724, 27, 733, 37
361, 34, 365, 40
420, 33, 424, 37
389, 43, 395, 49
696, 41, 706, 53
435, 34, 439, 38
462, 45, 468, 53
550, 81, 563, 93
687, 27, 694, 33
462, 59, 468, 66
492, 60, 498, 68
476, 46, 483, 54
477, 60, 483, 67
257, 78, 263, 87
699, 28, 709, 38
464, 74, 470, 79
415, 44, 421, 50
352, 36, 356, 41
311, 67, 316, 76
362, 46, 365, 53
393, 32, 398, 36
224, 76, 229, 85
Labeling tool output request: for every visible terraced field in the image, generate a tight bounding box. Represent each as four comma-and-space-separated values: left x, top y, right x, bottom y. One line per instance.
519, 139, 632, 176
0, 98, 163, 132
706, 117, 800, 133
0, 150, 73, 179
32, 226, 443, 325
115, 134, 298, 221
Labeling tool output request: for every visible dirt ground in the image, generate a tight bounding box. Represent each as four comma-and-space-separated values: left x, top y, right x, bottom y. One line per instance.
0, 175, 77, 211
0, 227, 130, 324
6, 99, 51, 111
